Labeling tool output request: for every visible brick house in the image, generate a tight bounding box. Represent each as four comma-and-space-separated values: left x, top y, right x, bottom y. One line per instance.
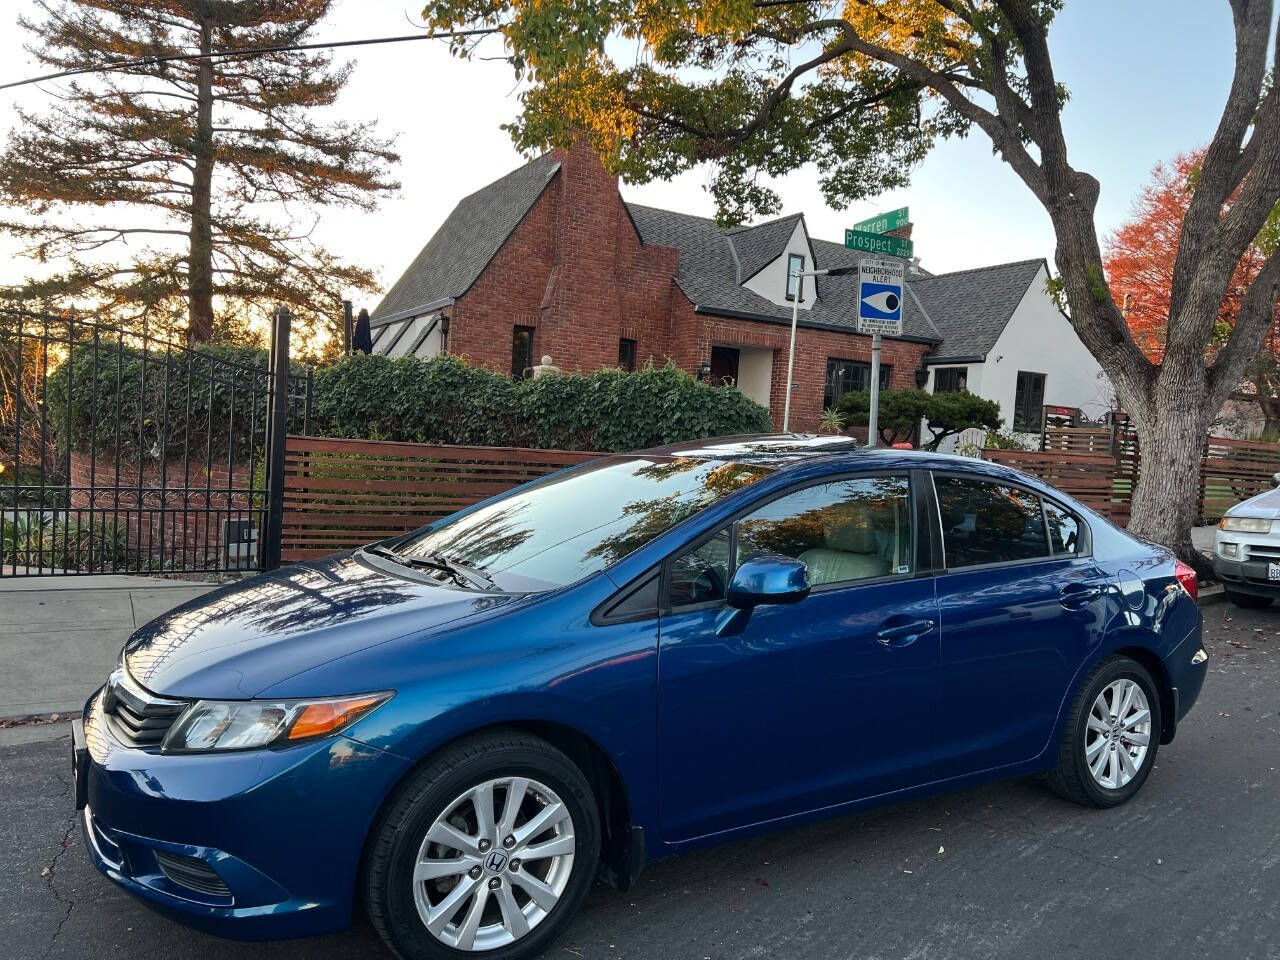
367, 138, 1103, 433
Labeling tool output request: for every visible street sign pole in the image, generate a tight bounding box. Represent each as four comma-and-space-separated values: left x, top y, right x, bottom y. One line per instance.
868, 333, 882, 447
855, 256, 905, 449
783, 279, 800, 432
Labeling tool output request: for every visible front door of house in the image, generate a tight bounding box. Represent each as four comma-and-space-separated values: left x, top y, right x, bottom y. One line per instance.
709, 346, 740, 387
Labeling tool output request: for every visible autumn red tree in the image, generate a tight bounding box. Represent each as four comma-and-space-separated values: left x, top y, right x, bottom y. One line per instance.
1106, 151, 1280, 433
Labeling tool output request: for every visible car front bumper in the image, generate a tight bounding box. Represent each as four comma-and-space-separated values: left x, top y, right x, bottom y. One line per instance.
1211, 553, 1280, 597
79, 688, 412, 940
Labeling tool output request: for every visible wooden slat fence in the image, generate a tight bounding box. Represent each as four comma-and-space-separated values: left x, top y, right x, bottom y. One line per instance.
1200, 436, 1280, 522
991, 424, 1280, 524
281, 435, 602, 561
982, 449, 1133, 524
1040, 425, 1115, 455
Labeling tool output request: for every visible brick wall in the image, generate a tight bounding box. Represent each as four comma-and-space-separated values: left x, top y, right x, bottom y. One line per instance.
448, 138, 680, 375
444, 139, 931, 432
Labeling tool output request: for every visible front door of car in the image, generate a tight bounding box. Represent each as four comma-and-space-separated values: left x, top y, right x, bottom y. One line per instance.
929, 473, 1109, 777
657, 472, 941, 843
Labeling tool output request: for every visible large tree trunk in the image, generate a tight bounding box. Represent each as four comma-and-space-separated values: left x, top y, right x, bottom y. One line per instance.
1123, 372, 1212, 575
187, 18, 215, 344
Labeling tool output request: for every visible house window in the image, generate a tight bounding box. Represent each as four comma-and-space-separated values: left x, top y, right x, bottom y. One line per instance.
824, 358, 893, 409
618, 338, 637, 372
511, 325, 535, 380
1013, 371, 1046, 431
786, 253, 805, 302
934, 367, 968, 393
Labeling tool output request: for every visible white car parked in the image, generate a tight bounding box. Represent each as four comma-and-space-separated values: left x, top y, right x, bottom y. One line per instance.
1213, 474, 1280, 608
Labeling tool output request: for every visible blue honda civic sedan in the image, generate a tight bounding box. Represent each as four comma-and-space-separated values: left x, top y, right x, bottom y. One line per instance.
73, 435, 1207, 959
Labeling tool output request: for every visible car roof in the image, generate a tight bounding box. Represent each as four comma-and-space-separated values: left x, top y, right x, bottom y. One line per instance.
640, 433, 971, 472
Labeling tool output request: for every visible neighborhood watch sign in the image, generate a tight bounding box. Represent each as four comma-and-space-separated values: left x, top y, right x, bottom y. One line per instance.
857, 257, 905, 336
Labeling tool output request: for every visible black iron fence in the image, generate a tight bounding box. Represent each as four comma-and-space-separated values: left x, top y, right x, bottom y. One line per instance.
0, 307, 309, 577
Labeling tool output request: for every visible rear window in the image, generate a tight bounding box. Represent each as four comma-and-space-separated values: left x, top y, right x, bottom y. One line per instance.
391, 457, 773, 590
935, 475, 1050, 568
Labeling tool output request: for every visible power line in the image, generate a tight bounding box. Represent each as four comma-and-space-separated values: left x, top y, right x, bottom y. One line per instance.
0, 29, 500, 93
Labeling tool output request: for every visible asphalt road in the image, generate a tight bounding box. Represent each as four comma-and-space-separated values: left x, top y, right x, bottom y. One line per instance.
3, 604, 1278, 960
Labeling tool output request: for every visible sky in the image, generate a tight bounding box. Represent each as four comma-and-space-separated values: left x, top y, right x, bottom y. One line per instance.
0, 0, 1245, 318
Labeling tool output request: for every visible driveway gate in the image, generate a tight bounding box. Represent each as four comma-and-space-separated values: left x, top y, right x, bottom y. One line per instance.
0, 307, 309, 577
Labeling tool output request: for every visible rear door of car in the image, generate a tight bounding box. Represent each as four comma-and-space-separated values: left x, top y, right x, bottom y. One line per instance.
928, 471, 1110, 778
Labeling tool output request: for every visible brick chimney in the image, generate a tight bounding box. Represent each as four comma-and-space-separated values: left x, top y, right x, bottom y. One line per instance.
536, 135, 628, 371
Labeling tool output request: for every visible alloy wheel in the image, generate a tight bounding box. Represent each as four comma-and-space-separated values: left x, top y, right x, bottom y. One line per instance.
411, 776, 576, 951
1084, 678, 1152, 790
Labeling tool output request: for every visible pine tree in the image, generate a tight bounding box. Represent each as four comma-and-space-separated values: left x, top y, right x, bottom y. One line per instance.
0, 0, 400, 348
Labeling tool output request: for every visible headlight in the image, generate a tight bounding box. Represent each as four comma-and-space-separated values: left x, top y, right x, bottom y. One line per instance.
162, 692, 391, 753
1219, 516, 1273, 533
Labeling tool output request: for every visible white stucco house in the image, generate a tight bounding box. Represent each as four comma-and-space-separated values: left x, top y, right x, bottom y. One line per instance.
912, 258, 1114, 450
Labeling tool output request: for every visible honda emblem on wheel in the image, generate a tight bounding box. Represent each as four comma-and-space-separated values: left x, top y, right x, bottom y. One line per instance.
484, 849, 509, 873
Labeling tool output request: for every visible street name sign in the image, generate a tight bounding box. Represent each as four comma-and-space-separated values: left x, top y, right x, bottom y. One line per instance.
850, 206, 909, 235
858, 257, 905, 336
844, 227, 913, 260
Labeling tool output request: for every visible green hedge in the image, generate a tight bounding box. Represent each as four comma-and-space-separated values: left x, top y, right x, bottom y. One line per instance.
52, 347, 774, 457
48, 342, 272, 462
311, 354, 774, 451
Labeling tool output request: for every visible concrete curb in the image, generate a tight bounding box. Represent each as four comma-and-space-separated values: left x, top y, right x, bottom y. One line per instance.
1197, 583, 1225, 607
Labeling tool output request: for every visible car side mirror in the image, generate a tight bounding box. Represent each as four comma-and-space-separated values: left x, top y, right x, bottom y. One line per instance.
715, 554, 811, 637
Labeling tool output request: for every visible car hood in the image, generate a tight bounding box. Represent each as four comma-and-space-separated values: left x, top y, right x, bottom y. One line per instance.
124, 552, 521, 700
1226, 484, 1280, 520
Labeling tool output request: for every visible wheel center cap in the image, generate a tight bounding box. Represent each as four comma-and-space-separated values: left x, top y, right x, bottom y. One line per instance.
484, 848, 509, 874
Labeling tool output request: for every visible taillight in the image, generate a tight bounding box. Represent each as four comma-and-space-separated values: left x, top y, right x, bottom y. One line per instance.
1174, 560, 1198, 601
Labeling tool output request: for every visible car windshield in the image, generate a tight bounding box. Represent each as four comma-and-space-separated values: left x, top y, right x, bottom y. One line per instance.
387, 456, 773, 591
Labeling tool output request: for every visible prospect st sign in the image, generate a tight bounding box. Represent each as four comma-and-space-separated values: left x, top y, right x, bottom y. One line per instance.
844, 227, 914, 260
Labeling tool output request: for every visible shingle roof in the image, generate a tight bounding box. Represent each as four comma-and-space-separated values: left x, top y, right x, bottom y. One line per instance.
910, 258, 1045, 359
371, 152, 561, 325
371, 152, 1045, 354
627, 204, 943, 343
728, 214, 806, 281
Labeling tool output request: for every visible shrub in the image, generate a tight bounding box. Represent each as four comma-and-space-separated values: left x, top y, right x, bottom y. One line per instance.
55, 348, 774, 457
315, 355, 773, 452
837, 387, 1002, 451
48, 340, 272, 462
836, 388, 931, 445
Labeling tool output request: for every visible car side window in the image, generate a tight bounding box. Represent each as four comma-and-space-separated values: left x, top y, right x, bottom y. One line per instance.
736, 475, 914, 587
667, 528, 731, 607
934, 475, 1049, 568
1043, 500, 1080, 555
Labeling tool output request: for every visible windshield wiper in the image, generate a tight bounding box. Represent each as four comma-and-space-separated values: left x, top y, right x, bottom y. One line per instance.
434, 554, 498, 590
365, 545, 497, 591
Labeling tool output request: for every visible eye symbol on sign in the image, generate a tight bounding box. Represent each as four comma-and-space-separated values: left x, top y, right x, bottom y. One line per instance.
862, 290, 900, 313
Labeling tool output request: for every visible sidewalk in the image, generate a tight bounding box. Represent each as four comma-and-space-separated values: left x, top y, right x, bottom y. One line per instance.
1191, 524, 1216, 557
0, 575, 216, 719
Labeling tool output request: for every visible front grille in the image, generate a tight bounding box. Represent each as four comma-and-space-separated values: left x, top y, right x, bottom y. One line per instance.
154, 850, 232, 898
101, 668, 188, 750
1246, 543, 1280, 560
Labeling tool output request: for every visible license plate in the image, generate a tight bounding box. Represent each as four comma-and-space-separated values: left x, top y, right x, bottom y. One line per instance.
1269, 562, 1280, 583
70, 719, 88, 811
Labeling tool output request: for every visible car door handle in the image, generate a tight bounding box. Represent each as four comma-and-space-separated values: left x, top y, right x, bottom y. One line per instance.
876, 618, 935, 646
1059, 584, 1104, 609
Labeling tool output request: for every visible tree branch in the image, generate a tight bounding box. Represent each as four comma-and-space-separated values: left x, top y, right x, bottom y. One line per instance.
1208, 243, 1280, 411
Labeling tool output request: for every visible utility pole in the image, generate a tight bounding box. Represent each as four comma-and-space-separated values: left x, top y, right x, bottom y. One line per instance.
783, 264, 858, 432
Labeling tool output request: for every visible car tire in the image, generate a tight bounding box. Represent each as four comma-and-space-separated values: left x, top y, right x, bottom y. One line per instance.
1046, 655, 1162, 808
1224, 587, 1272, 609
365, 729, 600, 960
